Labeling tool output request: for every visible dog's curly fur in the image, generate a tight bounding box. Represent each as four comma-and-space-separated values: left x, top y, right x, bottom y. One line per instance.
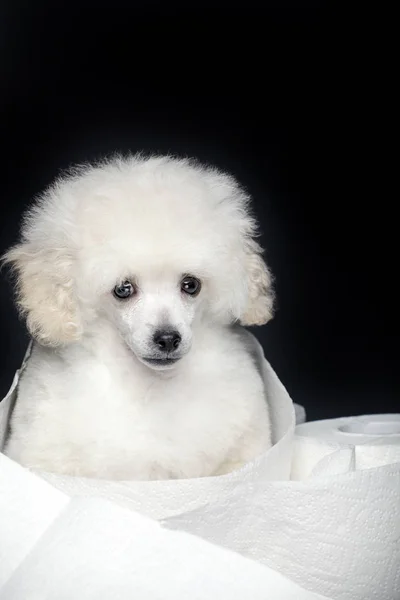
2, 154, 275, 480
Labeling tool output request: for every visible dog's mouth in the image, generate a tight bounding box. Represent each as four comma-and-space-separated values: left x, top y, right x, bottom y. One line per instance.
141, 357, 181, 370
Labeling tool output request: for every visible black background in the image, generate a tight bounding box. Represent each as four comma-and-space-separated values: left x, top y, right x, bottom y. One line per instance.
0, 3, 398, 420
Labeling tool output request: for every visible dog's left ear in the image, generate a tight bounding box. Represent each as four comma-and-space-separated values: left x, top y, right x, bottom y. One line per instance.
239, 240, 274, 326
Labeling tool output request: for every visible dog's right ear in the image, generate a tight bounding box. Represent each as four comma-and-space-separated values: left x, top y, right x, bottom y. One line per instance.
1, 242, 81, 346
238, 239, 275, 327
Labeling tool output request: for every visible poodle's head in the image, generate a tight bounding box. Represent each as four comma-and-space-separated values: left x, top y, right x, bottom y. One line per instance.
2, 155, 274, 370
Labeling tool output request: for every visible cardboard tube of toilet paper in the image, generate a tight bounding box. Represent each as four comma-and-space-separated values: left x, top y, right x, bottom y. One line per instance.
291, 414, 400, 480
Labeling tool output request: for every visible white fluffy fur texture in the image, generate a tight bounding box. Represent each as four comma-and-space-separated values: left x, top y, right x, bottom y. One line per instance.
2, 154, 275, 480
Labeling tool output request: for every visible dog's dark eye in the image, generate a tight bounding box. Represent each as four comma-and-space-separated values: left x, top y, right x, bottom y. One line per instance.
181, 276, 201, 297
113, 281, 135, 299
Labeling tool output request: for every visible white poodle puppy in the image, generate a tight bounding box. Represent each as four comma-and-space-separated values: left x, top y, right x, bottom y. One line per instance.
2, 154, 274, 480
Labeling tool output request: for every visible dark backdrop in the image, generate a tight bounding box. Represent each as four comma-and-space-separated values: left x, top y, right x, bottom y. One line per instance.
1, 3, 397, 420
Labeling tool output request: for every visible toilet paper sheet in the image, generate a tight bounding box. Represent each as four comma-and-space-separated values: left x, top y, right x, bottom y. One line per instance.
0, 453, 69, 587
0, 492, 328, 600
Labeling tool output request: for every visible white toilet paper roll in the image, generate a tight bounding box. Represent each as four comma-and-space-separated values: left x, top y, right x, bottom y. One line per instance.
291, 414, 400, 480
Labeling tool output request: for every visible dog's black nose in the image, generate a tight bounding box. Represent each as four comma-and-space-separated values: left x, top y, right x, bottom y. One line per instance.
153, 330, 181, 353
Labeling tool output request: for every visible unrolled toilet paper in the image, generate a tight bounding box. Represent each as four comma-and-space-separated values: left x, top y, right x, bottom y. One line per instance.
0, 453, 69, 587
0, 491, 329, 600
164, 414, 400, 600
1, 334, 399, 600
